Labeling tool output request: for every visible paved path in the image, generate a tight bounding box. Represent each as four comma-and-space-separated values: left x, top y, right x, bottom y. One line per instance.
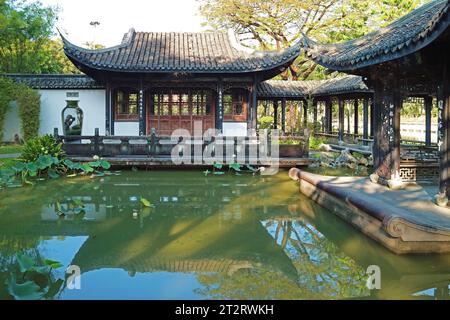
0, 153, 20, 159
307, 173, 450, 231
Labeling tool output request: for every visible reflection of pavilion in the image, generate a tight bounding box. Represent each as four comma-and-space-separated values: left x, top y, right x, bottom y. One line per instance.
2, 172, 450, 299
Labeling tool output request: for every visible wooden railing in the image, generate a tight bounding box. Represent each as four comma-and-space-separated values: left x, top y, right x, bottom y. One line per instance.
54, 128, 310, 161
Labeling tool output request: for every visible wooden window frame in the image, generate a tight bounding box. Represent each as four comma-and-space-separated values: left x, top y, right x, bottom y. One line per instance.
114, 88, 139, 122
223, 89, 248, 122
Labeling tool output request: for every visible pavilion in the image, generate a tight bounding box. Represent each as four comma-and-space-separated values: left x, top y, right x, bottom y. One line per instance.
301, 0, 450, 197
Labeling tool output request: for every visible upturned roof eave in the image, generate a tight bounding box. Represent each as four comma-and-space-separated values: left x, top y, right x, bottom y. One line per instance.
301, 0, 450, 73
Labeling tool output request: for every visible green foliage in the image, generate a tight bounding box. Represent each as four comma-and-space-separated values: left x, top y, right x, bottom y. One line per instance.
258, 116, 274, 131
199, 0, 426, 80
0, 77, 16, 141
0, 0, 63, 74
140, 198, 152, 207
309, 136, 327, 150
21, 134, 64, 162
14, 84, 41, 140
6, 253, 64, 300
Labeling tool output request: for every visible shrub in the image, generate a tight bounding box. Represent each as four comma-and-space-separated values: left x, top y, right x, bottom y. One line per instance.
0, 77, 16, 141
21, 134, 65, 163
15, 84, 41, 141
258, 116, 274, 131
309, 135, 327, 150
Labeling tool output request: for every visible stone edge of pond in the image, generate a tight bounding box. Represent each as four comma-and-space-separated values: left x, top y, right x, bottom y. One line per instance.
288, 167, 450, 255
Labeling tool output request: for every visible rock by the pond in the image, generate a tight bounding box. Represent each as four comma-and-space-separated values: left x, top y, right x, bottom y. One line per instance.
318, 143, 332, 152
347, 162, 357, 170
435, 193, 449, 207
358, 157, 369, 166
320, 161, 331, 168
335, 149, 358, 166
368, 155, 374, 166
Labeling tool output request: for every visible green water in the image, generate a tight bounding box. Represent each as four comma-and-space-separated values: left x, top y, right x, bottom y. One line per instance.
0, 170, 449, 300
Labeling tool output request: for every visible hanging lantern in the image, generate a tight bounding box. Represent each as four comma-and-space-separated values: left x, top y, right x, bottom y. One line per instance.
62, 92, 84, 136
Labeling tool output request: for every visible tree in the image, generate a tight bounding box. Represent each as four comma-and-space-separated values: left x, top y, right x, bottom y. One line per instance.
0, 0, 79, 74
198, 0, 428, 80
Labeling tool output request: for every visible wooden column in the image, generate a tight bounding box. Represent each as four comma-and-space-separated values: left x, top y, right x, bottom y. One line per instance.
313, 100, 318, 132
372, 81, 401, 182
273, 100, 278, 129
138, 87, 146, 136
303, 100, 307, 127
363, 98, 369, 146
281, 98, 286, 133
250, 82, 258, 131
370, 99, 374, 138
325, 99, 332, 133
425, 96, 433, 146
354, 99, 359, 135
338, 98, 344, 143
215, 83, 224, 133
438, 63, 450, 197
105, 83, 112, 135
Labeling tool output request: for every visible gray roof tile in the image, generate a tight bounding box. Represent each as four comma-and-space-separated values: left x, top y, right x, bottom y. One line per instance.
62, 29, 301, 74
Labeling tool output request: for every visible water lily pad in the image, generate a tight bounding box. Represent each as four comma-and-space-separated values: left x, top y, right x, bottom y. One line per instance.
140, 198, 151, 207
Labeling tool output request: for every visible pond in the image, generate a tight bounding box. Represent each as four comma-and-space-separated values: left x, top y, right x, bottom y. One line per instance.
0, 170, 449, 300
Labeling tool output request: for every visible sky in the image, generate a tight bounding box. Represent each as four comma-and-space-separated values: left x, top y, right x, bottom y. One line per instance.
40, 0, 207, 47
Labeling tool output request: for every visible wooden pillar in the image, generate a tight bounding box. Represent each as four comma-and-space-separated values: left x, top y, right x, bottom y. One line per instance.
425, 96, 433, 146
338, 98, 344, 143
313, 100, 318, 132
250, 82, 258, 131
372, 81, 401, 182
325, 99, 332, 133
438, 64, 450, 196
273, 100, 278, 129
215, 83, 224, 133
105, 83, 112, 135
281, 98, 286, 133
138, 86, 146, 136
354, 99, 359, 135
370, 99, 374, 138
363, 98, 369, 146
303, 100, 307, 127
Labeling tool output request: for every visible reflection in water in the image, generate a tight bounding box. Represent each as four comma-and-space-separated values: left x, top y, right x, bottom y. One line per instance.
0, 171, 450, 299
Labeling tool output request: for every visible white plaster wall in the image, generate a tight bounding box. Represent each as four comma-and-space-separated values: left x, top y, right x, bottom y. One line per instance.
2, 101, 22, 142
114, 122, 139, 136
223, 122, 248, 136
39, 89, 106, 136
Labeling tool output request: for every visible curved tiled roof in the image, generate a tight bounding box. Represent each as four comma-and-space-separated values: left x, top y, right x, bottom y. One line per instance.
302, 0, 450, 71
4, 74, 103, 89
61, 29, 301, 74
257, 75, 371, 99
